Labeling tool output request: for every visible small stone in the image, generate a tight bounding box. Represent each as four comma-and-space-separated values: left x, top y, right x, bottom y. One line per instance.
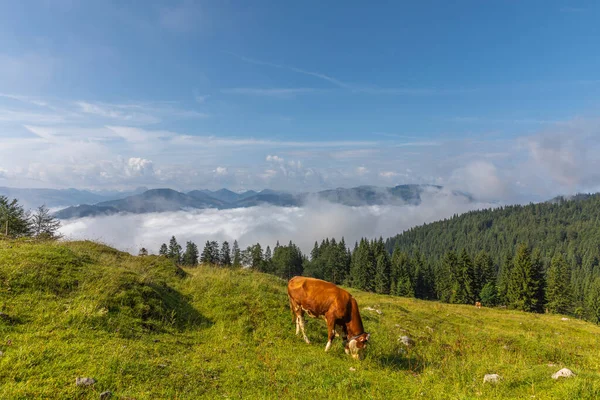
561, 317, 569, 321
364, 307, 382, 315
158, 364, 167, 368
399, 335, 414, 346
502, 345, 510, 350
100, 391, 112, 399
349, 367, 356, 372
483, 374, 501, 383
76, 377, 96, 387
552, 368, 575, 379
547, 363, 556, 367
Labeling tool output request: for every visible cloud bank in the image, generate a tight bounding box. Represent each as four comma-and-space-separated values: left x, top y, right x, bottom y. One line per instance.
59, 192, 495, 255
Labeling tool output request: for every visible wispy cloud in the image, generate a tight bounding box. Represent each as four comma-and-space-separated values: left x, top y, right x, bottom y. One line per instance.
220, 88, 322, 97
225, 52, 476, 95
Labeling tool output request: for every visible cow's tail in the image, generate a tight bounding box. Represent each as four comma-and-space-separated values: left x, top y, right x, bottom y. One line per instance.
288, 295, 296, 322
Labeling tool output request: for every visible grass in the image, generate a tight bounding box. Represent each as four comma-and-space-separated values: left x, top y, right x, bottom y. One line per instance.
1, 239, 599, 399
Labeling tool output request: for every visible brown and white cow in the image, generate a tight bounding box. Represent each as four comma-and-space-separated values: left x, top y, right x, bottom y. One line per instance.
287, 276, 370, 360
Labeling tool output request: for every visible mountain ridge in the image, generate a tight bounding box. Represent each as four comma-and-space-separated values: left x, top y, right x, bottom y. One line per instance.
53, 184, 470, 219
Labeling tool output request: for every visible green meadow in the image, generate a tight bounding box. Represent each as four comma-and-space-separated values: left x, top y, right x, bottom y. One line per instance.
1, 239, 599, 399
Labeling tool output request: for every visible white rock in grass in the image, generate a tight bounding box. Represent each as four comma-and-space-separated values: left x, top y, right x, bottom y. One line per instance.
364, 307, 382, 315
349, 367, 356, 372
483, 374, 501, 383
99, 391, 112, 399
552, 368, 575, 379
561, 317, 570, 321
398, 335, 414, 346
76, 377, 96, 387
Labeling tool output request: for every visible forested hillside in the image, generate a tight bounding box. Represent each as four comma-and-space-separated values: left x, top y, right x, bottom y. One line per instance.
383, 194, 600, 318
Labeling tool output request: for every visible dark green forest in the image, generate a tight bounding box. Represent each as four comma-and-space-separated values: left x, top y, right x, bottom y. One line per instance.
161, 194, 600, 324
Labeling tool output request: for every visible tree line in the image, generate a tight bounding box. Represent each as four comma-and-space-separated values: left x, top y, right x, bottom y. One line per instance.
0, 196, 61, 239
156, 227, 600, 324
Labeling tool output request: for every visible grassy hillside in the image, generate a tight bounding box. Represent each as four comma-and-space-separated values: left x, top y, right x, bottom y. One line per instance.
1, 240, 599, 399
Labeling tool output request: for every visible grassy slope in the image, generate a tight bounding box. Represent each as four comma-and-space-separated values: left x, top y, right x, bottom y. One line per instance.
1, 240, 599, 399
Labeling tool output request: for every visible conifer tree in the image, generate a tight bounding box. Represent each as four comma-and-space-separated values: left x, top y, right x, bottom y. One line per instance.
159, 243, 168, 256
507, 244, 544, 312
392, 249, 413, 297
585, 278, 600, 323
167, 236, 182, 264
138, 247, 148, 256
496, 252, 513, 305
30, 205, 61, 239
201, 241, 214, 265
182, 241, 199, 266
350, 239, 375, 292
474, 250, 494, 300
220, 241, 232, 266
0, 196, 31, 237
546, 253, 572, 314
374, 253, 391, 294
438, 251, 458, 303
460, 249, 476, 303
232, 240, 241, 267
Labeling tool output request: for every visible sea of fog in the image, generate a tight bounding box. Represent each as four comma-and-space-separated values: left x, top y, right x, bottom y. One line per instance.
59, 193, 496, 255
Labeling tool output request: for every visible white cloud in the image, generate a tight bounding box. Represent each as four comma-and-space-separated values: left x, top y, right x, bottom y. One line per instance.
213, 166, 228, 176
356, 166, 368, 176
266, 155, 285, 163
124, 157, 155, 177
59, 193, 493, 256
379, 171, 401, 178
448, 161, 509, 201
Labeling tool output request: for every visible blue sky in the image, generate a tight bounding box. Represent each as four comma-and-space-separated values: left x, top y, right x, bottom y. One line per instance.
1, 0, 599, 201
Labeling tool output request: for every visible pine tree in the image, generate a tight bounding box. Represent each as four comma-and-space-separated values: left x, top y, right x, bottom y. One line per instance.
232, 240, 241, 267
201, 240, 220, 265
479, 282, 498, 306
585, 278, 600, 323
374, 253, 391, 294
458, 248, 476, 304
507, 244, 543, 312
392, 249, 413, 297
138, 247, 148, 256
182, 241, 199, 266
350, 239, 375, 292
546, 253, 572, 314
0, 196, 31, 237
30, 205, 61, 239
220, 241, 232, 266
167, 236, 182, 264
250, 243, 263, 270
497, 252, 513, 305
311, 241, 320, 261
438, 251, 458, 303
159, 243, 168, 256
474, 250, 494, 301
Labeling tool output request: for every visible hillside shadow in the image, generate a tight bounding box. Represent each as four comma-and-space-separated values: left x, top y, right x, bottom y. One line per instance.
148, 283, 213, 331
374, 353, 425, 373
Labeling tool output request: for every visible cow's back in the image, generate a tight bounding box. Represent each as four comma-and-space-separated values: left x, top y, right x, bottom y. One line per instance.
288, 276, 352, 318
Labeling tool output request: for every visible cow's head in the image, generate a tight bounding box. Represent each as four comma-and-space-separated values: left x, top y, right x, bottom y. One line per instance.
345, 333, 370, 360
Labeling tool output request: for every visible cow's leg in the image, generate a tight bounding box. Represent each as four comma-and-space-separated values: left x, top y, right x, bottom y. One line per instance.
298, 314, 310, 344
324, 314, 336, 352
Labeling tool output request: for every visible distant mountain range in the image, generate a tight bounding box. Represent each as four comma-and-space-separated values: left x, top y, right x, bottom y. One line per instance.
49, 184, 472, 219
0, 186, 147, 210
